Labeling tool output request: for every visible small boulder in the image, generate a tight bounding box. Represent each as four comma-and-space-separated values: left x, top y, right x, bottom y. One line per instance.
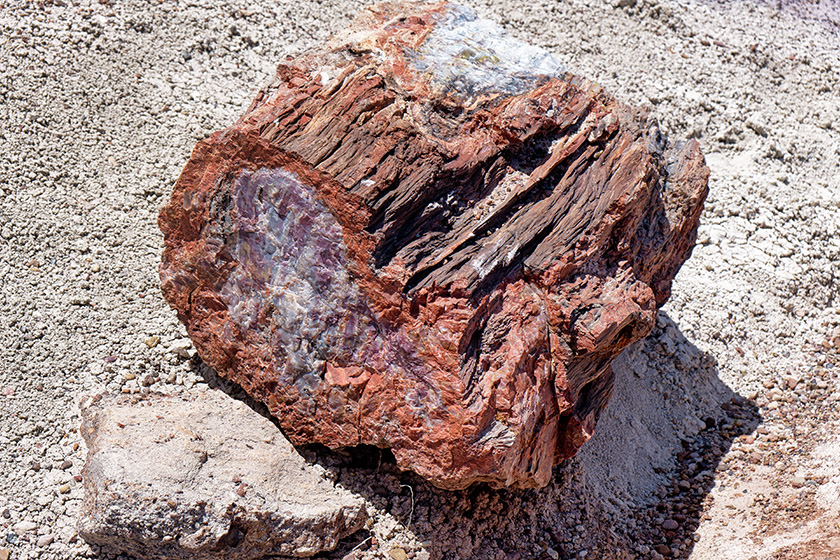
78, 390, 366, 559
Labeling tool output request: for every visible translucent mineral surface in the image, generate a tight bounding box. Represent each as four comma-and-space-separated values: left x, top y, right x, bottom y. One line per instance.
411, 5, 565, 96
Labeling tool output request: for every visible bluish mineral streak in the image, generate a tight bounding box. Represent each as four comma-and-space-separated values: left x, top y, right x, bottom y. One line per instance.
410, 4, 565, 97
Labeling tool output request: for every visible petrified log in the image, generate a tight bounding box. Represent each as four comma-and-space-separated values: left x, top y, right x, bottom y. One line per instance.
159, 1, 709, 489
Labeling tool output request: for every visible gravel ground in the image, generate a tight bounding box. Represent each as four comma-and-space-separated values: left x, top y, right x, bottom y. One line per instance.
1, 0, 838, 559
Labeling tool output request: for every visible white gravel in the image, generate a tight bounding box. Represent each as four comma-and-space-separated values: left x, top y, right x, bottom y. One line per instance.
1, 0, 838, 559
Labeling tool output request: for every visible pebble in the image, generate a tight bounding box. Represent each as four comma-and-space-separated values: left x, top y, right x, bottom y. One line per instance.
124, 372, 136, 381
144, 336, 160, 348
169, 339, 194, 359
785, 376, 801, 390
389, 548, 408, 560
0, 548, 8, 560
36, 534, 54, 547
60, 459, 72, 470
58, 483, 71, 494
13, 520, 37, 534
90, 263, 100, 272
0, 387, 14, 397
792, 475, 806, 487
662, 519, 679, 530
140, 375, 155, 387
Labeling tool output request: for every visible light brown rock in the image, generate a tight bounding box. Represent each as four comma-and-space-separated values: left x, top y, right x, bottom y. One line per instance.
78, 390, 366, 559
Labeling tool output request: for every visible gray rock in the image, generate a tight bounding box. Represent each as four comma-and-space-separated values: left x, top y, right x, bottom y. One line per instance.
77, 390, 366, 559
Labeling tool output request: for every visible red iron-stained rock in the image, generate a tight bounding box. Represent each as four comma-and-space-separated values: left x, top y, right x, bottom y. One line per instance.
159, 1, 709, 489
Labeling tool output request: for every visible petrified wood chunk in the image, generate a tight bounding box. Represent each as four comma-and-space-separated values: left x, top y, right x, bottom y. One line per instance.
159, 1, 709, 489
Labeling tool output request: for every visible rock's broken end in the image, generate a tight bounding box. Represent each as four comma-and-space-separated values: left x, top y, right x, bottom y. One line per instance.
159, 1, 709, 489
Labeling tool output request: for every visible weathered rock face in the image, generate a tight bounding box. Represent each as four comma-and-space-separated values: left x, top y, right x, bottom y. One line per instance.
159, 1, 709, 489
78, 391, 367, 559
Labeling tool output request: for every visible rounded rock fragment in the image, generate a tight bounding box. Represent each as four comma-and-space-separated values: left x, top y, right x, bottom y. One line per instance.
661, 519, 678, 530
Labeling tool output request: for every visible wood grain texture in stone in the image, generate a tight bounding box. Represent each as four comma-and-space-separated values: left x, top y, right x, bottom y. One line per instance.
159, 1, 709, 489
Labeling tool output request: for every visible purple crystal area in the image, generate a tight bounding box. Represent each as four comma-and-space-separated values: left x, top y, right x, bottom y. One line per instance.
214, 168, 438, 426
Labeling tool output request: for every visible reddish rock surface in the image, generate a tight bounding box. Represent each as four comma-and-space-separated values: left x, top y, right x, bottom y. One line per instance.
159, 1, 709, 489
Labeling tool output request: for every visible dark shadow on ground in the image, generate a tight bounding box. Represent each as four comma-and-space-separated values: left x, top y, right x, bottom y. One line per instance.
194, 312, 760, 560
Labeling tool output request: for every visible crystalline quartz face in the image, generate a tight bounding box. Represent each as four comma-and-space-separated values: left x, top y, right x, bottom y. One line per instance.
159, 2, 709, 489
214, 168, 440, 431
219, 169, 373, 389
410, 5, 565, 96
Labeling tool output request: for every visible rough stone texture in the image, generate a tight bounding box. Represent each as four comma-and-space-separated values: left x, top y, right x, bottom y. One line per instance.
77, 390, 367, 559
159, 1, 709, 489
